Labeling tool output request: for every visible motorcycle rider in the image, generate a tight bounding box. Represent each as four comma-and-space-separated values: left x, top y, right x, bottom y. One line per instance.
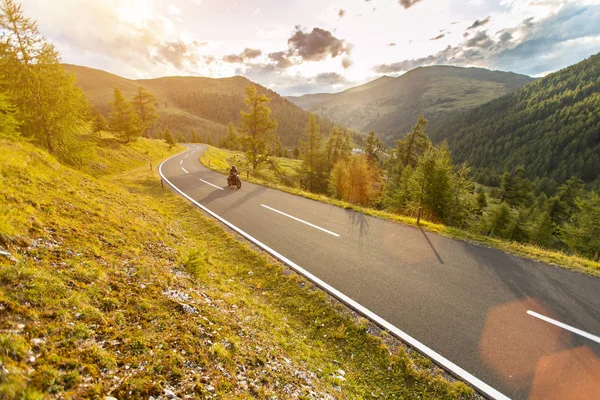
228, 165, 239, 178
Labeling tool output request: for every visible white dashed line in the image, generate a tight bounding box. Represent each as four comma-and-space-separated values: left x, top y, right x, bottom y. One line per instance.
260, 204, 340, 237
179, 160, 183, 165
199, 178, 224, 191
527, 310, 600, 344
182, 167, 189, 174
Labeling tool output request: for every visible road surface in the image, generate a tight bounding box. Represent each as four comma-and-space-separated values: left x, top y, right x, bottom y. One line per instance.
160, 145, 600, 400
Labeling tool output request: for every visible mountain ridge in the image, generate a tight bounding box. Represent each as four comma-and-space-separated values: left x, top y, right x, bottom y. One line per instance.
287, 65, 534, 144
63, 64, 338, 146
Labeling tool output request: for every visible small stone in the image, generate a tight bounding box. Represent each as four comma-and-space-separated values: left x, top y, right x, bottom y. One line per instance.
31, 338, 46, 346
163, 388, 180, 399
247, 271, 253, 275
336, 369, 345, 376
206, 385, 215, 392
105, 397, 118, 400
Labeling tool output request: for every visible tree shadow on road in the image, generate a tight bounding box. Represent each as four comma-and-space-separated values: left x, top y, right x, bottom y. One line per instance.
419, 227, 444, 264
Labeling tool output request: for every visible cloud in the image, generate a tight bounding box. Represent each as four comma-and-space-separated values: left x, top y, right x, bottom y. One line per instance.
465, 31, 493, 48
268, 51, 294, 69
222, 48, 262, 63
430, 34, 445, 41
156, 40, 200, 69
398, 0, 423, 9
342, 57, 353, 69
287, 26, 351, 61
373, 4, 600, 76
315, 72, 347, 85
467, 16, 491, 30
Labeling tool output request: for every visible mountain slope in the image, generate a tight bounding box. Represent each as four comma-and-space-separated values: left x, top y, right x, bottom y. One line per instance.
428, 53, 600, 190
64, 64, 337, 146
287, 66, 533, 144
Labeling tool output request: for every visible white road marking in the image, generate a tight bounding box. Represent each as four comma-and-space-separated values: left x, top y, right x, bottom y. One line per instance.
179, 160, 183, 165
184, 155, 189, 159
261, 204, 340, 237
182, 167, 189, 174
199, 178, 224, 191
158, 151, 509, 400
527, 310, 600, 344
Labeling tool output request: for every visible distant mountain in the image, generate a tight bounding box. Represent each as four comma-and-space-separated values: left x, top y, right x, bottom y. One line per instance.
64, 64, 337, 146
287, 66, 534, 144
428, 53, 600, 191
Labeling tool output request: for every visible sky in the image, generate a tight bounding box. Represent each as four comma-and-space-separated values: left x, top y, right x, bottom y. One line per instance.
17, 0, 600, 96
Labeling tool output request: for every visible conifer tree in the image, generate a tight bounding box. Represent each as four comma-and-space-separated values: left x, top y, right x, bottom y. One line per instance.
90, 106, 107, 134
300, 114, 326, 192
176, 132, 186, 143
131, 86, 159, 137
364, 130, 383, 162
561, 193, 600, 259
0, 0, 89, 153
220, 122, 239, 150
239, 85, 278, 170
108, 87, 140, 143
163, 128, 175, 149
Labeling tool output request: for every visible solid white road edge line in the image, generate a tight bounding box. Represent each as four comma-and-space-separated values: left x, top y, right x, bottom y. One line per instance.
159, 149, 510, 400
261, 204, 340, 237
199, 178, 224, 191
527, 310, 600, 344
182, 167, 189, 174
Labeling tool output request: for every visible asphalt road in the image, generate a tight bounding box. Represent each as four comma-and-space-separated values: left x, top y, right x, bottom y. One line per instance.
161, 144, 600, 400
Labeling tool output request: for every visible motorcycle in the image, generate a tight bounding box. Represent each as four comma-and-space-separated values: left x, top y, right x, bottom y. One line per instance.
227, 172, 242, 189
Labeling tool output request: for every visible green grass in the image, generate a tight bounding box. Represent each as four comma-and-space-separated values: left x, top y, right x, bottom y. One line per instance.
0, 139, 474, 399
201, 146, 303, 188
200, 145, 600, 277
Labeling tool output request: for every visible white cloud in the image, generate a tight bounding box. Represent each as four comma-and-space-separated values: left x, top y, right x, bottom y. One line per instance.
167, 4, 182, 15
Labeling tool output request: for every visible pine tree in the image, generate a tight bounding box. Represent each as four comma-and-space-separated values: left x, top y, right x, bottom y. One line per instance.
176, 132, 186, 143
206, 132, 214, 146
397, 116, 430, 168
108, 87, 140, 143
0, 0, 89, 153
299, 114, 326, 192
364, 130, 383, 162
561, 193, 600, 259
487, 203, 513, 239
500, 166, 533, 207
189, 128, 201, 143
239, 85, 278, 171
220, 122, 239, 150
131, 86, 159, 137
90, 106, 107, 134
163, 128, 175, 149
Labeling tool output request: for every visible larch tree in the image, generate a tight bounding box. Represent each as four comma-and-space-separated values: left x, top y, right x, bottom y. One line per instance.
0, 0, 89, 153
397, 116, 430, 168
90, 106, 107, 134
364, 130, 383, 162
239, 85, 278, 171
299, 114, 325, 192
163, 128, 175, 149
220, 122, 239, 150
108, 87, 140, 143
131, 86, 159, 137
176, 131, 186, 143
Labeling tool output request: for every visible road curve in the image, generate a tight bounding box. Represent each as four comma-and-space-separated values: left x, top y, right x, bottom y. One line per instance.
160, 144, 600, 400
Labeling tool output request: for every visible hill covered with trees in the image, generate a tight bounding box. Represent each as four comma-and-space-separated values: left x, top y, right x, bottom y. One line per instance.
64, 64, 338, 146
288, 66, 533, 144
429, 53, 600, 192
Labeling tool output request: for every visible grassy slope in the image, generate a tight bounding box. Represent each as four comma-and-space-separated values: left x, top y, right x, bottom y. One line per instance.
0, 139, 473, 399
201, 146, 600, 277
62, 64, 228, 139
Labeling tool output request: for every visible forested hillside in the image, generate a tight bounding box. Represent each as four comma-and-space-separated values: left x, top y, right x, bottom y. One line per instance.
64, 65, 337, 146
288, 66, 533, 144
429, 53, 600, 192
